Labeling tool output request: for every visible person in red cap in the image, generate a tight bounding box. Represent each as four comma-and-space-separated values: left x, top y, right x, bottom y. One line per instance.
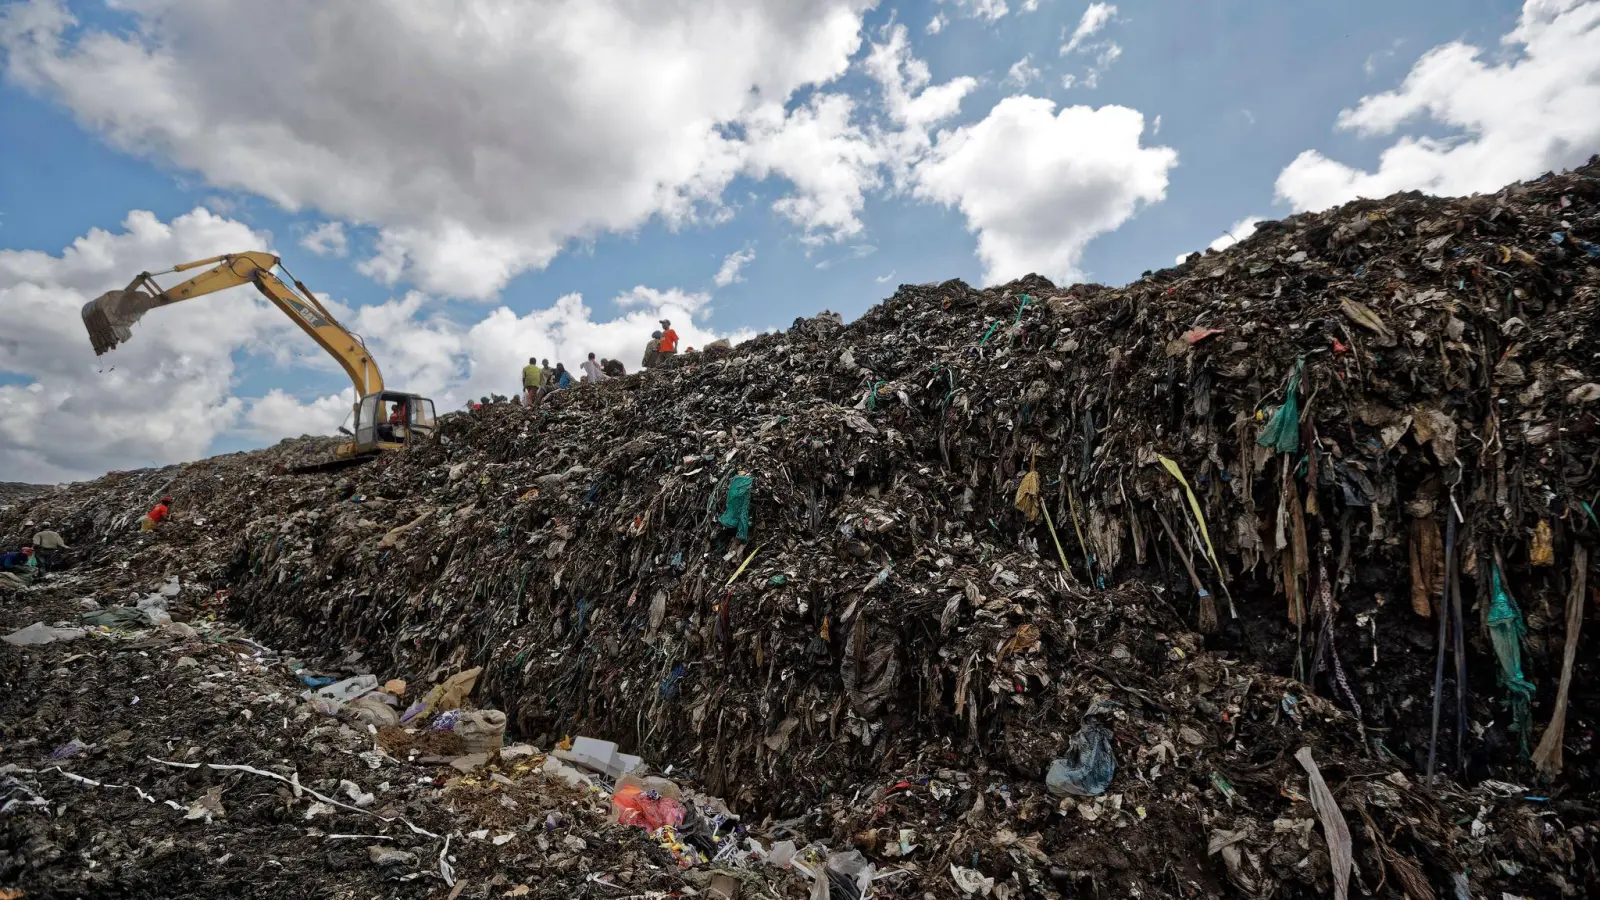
0, 546, 32, 572
141, 496, 173, 532
656, 319, 680, 360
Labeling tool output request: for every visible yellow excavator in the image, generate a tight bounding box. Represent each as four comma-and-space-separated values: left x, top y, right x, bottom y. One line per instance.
82, 252, 436, 468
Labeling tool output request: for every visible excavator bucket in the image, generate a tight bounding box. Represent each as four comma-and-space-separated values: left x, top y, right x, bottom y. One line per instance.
82, 285, 162, 355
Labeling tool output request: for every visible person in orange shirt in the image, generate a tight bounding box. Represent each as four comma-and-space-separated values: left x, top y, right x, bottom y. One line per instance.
140, 496, 173, 532
656, 319, 679, 361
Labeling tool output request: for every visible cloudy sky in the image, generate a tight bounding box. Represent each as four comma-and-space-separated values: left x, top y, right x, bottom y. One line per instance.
2, 0, 1598, 482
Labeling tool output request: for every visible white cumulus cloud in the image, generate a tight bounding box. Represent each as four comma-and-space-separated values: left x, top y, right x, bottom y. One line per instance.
0, 208, 291, 481
1058, 3, 1121, 88
862, 23, 979, 185
1276, 0, 1600, 211
1004, 55, 1043, 88
241, 389, 357, 441
913, 96, 1176, 285
714, 247, 757, 287
0, 0, 879, 300
940, 0, 1010, 21
743, 94, 883, 244
299, 222, 348, 258
1176, 215, 1266, 264
1062, 2, 1116, 54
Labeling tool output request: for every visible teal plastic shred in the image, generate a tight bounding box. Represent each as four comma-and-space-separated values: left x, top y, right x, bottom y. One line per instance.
1489, 563, 1536, 757
1256, 358, 1305, 454
718, 474, 754, 541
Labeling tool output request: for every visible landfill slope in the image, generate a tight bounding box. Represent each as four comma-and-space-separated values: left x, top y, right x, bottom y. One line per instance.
0, 483, 45, 506
4, 158, 1600, 898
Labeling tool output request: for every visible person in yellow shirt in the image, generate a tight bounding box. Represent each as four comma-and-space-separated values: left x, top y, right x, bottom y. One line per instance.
522, 357, 544, 407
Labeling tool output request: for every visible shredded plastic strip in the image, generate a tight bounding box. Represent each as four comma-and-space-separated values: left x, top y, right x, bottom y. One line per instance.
1156, 454, 1233, 615
147, 756, 439, 837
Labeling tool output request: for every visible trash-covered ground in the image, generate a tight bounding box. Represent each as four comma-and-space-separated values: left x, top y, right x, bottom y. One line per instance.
7, 159, 1600, 898
1, 581, 828, 899
0, 484, 44, 507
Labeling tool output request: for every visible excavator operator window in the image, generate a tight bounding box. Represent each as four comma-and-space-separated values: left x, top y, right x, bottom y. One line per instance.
355, 394, 380, 447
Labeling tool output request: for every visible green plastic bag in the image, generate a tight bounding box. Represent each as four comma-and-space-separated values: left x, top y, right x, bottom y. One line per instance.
1257, 359, 1304, 454
719, 475, 754, 541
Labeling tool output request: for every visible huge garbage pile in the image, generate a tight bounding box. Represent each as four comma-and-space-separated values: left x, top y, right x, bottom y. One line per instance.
6, 158, 1600, 898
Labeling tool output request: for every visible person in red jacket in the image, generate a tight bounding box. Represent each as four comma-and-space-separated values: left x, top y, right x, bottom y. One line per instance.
141, 496, 172, 532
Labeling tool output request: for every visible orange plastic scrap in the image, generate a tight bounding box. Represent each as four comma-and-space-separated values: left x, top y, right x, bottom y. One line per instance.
612, 783, 686, 831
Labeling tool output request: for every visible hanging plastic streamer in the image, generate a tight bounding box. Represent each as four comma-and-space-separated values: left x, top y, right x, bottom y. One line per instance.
1488, 563, 1536, 756
1256, 358, 1304, 454
718, 474, 754, 541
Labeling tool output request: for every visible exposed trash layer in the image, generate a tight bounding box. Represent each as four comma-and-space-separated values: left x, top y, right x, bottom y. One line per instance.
0, 585, 835, 899
5, 158, 1600, 898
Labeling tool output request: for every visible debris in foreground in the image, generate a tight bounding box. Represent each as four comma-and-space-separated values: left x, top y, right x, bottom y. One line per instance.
6, 158, 1600, 897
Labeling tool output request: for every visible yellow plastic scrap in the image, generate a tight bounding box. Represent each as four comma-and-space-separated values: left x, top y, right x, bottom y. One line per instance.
726, 545, 762, 586
1013, 470, 1042, 522
1531, 520, 1555, 567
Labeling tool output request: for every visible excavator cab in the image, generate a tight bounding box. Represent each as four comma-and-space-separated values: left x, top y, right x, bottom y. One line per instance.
343, 391, 437, 457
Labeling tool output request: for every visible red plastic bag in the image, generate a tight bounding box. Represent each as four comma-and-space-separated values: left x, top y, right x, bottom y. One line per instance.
611, 783, 685, 831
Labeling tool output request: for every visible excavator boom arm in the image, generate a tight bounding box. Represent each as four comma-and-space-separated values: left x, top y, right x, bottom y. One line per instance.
85, 252, 383, 399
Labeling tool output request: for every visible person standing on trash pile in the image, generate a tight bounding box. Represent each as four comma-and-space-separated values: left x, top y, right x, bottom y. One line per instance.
140, 496, 172, 532
581, 352, 605, 384
521, 356, 544, 406
30, 527, 68, 567
32, 527, 68, 552
642, 331, 662, 368
554, 362, 573, 390
656, 319, 679, 361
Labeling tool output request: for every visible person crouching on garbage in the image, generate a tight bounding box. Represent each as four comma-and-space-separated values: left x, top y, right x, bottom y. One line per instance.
0, 547, 36, 588
0, 547, 33, 573
141, 496, 172, 532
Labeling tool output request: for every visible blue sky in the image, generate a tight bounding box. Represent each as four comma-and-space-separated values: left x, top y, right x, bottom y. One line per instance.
1, 0, 1595, 480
